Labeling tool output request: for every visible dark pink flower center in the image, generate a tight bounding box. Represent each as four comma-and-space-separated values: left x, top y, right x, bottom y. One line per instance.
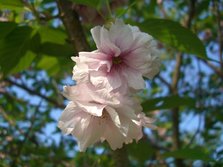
112, 56, 122, 65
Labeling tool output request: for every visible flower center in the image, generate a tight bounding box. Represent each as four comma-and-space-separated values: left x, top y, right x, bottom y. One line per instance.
112, 56, 122, 65
101, 110, 110, 120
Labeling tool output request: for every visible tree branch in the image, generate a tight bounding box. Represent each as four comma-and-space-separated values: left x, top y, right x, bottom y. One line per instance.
170, 1, 196, 166
200, 59, 223, 79
11, 103, 39, 167
0, 106, 16, 127
21, 0, 40, 21
171, 54, 183, 167
171, 53, 183, 93
5, 78, 65, 109
156, 75, 172, 91
0, 106, 25, 141
57, 0, 90, 52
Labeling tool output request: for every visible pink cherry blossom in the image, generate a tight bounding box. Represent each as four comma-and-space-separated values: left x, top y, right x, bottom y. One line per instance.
59, 20, 160, 152
72, 20, 160, 92
58, 83, 154, 151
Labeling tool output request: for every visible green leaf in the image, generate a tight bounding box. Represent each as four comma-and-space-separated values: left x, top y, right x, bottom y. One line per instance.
37, 26, 74, 57
138, 19, 207, 59
37, 55, 60, 75
40, 42, 74, 58
0, 0, 24, 9
37, 27, 68, 44
10, 51, 36, 74
161, 147, 212, 162
0, 26, 39, 74
35, 26, 74, 75
197, 0, 210, 15
37, 53, 73, 76
142, 95, 196, 112
69, 0, 102, 9
0, 22, 17, 40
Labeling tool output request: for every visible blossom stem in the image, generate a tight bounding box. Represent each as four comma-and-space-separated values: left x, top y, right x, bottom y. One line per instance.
170, 1, 196, 167
112, 146, 129, 167
105, 0, 112, 19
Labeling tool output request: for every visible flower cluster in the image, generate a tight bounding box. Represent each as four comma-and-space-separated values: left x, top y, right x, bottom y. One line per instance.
58, 20, 161, 151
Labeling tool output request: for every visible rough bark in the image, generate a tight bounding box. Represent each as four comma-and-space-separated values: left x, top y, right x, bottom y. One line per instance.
57, 0, 90, 52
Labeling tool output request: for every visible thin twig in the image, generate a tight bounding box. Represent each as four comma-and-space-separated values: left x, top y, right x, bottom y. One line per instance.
5, 78, 65, 109
170, 1, 196, 166
156, 75, 172, 91
0, 106, 16, 127
10, 101, 41, 166
171, 53, 183, 164
20, 0, 60, 22
186, 59, 203, 147
200, 58, 223, 79
186, 113, 202, 147
171, 53, 183, 93
20, 0, 40, 20
0, 106, 25, 136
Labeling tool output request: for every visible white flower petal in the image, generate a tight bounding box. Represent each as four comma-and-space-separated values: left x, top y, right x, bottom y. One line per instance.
109, 19, 134, 52
121, 66, 145, 90
91, 26, 121, 57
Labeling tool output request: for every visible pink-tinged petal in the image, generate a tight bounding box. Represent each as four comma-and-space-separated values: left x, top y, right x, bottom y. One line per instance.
58, 103, 103, 152
124, 47, 151, 68
59, 20, 160, 152
124, 46, 160, 79
125, 120, 143, 143
76, 115, 105, 152
106, 106, 121, 127
117, 112, 131, 137
78, 51, 109, 64
106, 106, 130, 137
129, 25, 154, 50
63, 85, 91, 102
121, 66, 145, 90
116, 104, 140, 120
106, 68, 122, 89
143, 52, 161, 79
91, 26, 121, 57
90, 69, 122, 92
107, 97, 143, 138
138, 113, 157, 129
78, 52, 112, 72
71, 57, 89, 82
58, 102, 81, 135
103, 120, 126, 150
58, 102, 105, 152
109, 20, 134, 53
75, 101, 106, 117
72, 64, 89, 83
63, 84, 121, 107
89, 71, 111, 90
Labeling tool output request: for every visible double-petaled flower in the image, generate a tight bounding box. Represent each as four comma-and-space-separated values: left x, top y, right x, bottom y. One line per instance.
58, 20, 160, 151
58, 83, 154, 151
73, 20, 160, 93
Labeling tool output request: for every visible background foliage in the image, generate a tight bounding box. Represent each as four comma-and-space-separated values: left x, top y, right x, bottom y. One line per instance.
0, 0, 222, 166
